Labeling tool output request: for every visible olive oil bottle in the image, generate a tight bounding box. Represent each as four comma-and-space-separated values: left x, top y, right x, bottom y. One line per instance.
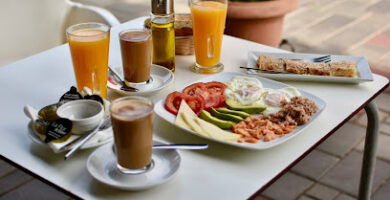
151, 0, 175, 71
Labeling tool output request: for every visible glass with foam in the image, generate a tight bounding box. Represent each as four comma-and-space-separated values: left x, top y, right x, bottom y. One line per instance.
119, 30, 152, 85
110, 96, 154, 174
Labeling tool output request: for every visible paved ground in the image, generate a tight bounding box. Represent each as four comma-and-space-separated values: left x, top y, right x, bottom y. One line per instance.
281, 0, 390, 93
1, 0, 389, 199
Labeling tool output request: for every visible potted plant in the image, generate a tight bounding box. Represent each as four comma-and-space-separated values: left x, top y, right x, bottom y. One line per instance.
225, 0, 298, 47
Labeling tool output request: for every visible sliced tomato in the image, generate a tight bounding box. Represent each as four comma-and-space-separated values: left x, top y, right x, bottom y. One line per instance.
164, 92, 205, 115
182, 81, 227, 111
164, 91, 185, 115
182, 82, 206, 96
204, 81, 227, 95
216, 94, 227, 107
206, 93, 227, 110
203, 93, 221, 111
183, 94, 205, 116
194, 87, 210, 100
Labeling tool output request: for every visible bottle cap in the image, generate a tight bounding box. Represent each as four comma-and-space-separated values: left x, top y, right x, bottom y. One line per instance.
151, 0, 174, 15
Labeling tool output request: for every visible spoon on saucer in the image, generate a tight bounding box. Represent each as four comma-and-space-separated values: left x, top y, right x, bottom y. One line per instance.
152, 143, 208, 150
108, 66, 139, 92
112, 144, 208, 153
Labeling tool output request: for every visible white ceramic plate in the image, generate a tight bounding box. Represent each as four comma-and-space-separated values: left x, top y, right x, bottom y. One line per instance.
246, 51, 374, 83
154, 72, 326, 150
107, 64, 174, 96
87, 141, 181, 191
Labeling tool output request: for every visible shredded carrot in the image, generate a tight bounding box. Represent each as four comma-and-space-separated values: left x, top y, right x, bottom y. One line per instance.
233, 116, 296, 143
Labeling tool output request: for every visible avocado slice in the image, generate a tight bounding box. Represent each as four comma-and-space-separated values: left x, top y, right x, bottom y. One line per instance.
200, 110, 234, 130
215, 107, 251, 118
225, 98, 266, 114
211, 108, 243, 123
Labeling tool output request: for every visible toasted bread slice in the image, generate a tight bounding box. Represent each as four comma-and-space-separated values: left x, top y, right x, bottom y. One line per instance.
285, 60, 307, 74
307, 62, 330, 76
329, 61, 357, 77
257, 55, 285, 72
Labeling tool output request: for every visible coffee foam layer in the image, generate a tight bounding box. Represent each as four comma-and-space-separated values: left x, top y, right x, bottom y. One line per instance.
120, 31, 150, 42
111, 99, 152, 119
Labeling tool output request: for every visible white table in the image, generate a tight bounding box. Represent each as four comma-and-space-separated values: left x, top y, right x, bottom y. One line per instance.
0, 17, 388, 200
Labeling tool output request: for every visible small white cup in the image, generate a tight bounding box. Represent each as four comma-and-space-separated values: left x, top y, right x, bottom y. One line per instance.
57, 100, 104, 134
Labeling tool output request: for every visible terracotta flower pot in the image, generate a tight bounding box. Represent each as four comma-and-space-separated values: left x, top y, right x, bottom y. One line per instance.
225, 0, 298, 47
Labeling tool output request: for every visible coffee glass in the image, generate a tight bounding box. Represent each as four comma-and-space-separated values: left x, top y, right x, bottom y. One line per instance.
190, 0, 227, 74
119, 29, 152, 85
67, 23, 110, 98
110, 96, 154, 174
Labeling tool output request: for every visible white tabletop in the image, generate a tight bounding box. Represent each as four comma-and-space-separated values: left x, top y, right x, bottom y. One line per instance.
0, 17, 388, 200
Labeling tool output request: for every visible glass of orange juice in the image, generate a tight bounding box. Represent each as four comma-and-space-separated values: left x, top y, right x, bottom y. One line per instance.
66, 23, 110, 98
190, 0, 227, 74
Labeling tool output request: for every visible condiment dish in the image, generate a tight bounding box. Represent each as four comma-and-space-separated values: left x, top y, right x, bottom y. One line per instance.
57, 100, 104, 134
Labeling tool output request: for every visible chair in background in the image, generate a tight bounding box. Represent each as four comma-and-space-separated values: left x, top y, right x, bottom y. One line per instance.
0, 0, 120, 66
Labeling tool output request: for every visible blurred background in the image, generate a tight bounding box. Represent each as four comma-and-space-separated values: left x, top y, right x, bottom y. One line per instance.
0, 0, 389, 199
2, 0, 389, 82
74, 0, 390, 84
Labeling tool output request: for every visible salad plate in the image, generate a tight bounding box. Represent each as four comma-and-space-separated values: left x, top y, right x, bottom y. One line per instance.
246, 51, 374, 83
154, 72, 326, 150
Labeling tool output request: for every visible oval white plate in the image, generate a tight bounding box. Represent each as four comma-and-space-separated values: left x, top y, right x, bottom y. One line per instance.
107, 64, 174, 96
154, 72, 326, 150
87, 141, 181, 190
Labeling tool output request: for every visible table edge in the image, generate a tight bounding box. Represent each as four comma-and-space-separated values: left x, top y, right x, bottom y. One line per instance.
1, 154, 83, 199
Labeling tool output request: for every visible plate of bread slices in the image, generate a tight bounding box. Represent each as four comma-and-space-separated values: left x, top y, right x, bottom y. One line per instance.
246, 51, 374, 83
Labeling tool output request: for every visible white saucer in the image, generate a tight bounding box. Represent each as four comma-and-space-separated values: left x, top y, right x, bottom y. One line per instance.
107, 64, 174, 96
86, 141, 181, 191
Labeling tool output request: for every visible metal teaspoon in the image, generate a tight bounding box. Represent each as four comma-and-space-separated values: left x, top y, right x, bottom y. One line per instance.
108, 66, 139, 92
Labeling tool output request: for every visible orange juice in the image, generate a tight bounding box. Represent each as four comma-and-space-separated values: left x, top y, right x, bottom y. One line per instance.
191, 1, 227, 67
68, 28, 110, 98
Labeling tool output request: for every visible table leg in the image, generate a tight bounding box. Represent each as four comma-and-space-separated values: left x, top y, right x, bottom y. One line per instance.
358, 102, 379, 200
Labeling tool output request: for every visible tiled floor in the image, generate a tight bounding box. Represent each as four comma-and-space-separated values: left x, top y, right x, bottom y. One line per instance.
259, 93, 390, 200
1, 0, 389, 199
